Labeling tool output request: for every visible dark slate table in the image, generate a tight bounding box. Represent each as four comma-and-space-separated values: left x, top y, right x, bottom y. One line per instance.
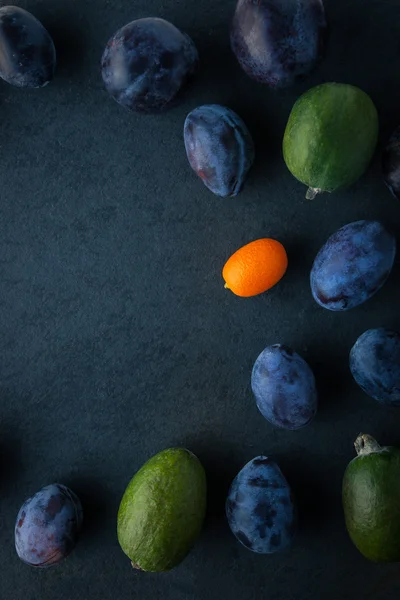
2, 0, 400, 598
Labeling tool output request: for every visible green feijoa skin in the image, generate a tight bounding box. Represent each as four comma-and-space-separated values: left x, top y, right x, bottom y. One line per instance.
117, 448, 207, 572
283, 82, 378, 199
343, 433, 400, 562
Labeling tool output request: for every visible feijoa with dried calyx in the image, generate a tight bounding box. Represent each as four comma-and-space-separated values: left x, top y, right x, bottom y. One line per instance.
343, 434, 400, 562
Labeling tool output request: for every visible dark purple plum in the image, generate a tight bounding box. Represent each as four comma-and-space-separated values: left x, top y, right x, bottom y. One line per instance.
101, 18, 198, 113
184, 104, 255, 197
350, 328, 400, 406
226, 456, 297, 554
383, 126, 400, 200
15, 483, 83, 567
230, 0, 327, 88
251, 344, 317, 430
0, 6, 56, 88
311, 221, 396, 311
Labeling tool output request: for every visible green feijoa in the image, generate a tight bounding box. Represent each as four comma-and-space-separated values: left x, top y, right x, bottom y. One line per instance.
117, 448, 207, 572
343, 433, 400, 562
283, 82, 378, 199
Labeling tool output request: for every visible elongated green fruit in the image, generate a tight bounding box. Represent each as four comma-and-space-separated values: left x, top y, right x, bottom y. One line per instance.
117, 448, 207, 572
343, 434, 400, 562
283, 83, 379, 199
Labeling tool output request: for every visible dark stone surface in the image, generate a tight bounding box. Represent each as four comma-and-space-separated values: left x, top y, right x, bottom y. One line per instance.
1, 0, 400, 598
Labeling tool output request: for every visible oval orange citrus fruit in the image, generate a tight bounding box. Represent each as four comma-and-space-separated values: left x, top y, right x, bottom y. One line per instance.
222, 238, 288, 297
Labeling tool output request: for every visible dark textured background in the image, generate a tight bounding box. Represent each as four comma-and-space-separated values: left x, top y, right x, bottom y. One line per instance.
2, 0, 400, 598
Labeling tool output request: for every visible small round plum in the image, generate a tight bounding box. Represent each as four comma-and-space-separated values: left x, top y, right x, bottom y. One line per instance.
184, 104, 255, 197
226, 456, 297, 554
0, 6, 56, 88
311, 220, 396, 311
15, 484, 83, 567
101, 17, 198, 113
230, 0, 327, 88
251, 344, 318, 430
350, 328, 400, 406
383, 126, 400, 200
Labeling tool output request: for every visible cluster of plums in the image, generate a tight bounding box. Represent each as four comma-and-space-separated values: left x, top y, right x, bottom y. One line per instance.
252, 325, 400, 432
4, 3, 400, 199
13, 321, 400, 568
252, 219, 398, 434
228, 214, 400, 553
2, 4, 400, 198
3, 0, 400, 569
12, 456, 295, 566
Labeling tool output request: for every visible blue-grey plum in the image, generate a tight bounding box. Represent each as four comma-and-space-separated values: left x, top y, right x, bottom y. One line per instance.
0, 6, 56, 88
251, 344, 317, 430
184, 104, 255, 197
383, 126, 400, 200
350, 328, 400, 406
101, 18, 198, 113
15, 484, 83, 567
230, 0, 327, 88
311, 221, 396, 311
226, 456, 297, 554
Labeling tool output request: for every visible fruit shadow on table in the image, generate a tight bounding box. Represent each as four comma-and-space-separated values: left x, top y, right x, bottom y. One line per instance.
65, 475, 117, 541
192, 36, 285, 189
0, 424, 23, 493
37, 8, 90, 79
179, 437, 243, 529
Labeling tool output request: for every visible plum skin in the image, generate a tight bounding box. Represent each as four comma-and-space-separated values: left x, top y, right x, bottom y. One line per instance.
251, 344, 318, 430
226, 456, 297, 554
0, 6, 56, 88
184, 104, 255, 197
311, 220, 396, 312
230, 0, 327, 88
383, 126, 400, 200
350, 328, 400, 406
15, 484, 83, 567
101, 17, 199, 113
